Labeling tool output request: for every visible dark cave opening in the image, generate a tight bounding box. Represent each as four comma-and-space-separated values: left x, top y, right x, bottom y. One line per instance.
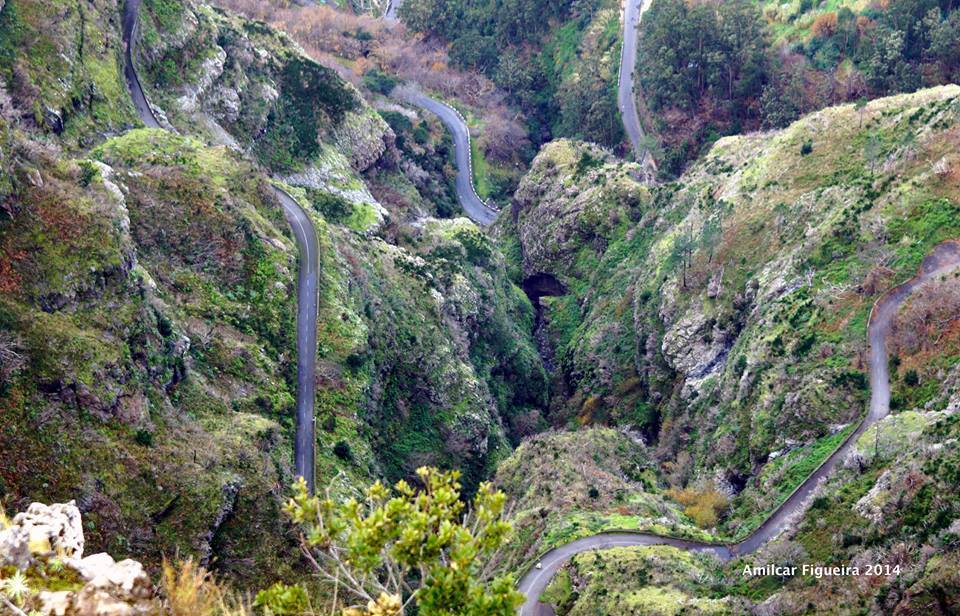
522, 273, 566, 375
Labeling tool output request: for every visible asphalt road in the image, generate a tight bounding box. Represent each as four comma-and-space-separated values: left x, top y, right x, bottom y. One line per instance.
393, 89, 499, 226
518, 241, 960, 615
385, 0, 400, 20
122, 0, 318, 492
618, 0, 657, 175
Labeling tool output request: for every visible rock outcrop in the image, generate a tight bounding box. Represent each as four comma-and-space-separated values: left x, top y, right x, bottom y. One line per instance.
0, 502, 84, 569
0, 501, 161, 616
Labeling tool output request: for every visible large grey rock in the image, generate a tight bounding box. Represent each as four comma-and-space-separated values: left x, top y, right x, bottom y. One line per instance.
34, 553, 159, 615
70, 552, 154, 601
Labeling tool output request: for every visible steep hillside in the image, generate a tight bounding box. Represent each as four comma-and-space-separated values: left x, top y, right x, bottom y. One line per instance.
502, 84, 960, 538
0, 0, 545, 583
0, 125, 301, 583
537, 365, 960, 614
0, 0, 138, 142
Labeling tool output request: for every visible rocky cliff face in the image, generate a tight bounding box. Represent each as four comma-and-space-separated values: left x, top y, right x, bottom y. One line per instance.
0, 0, 545, 584
0, 0, 139, 142
504, 85, 960, 534
502, 84, 960, 615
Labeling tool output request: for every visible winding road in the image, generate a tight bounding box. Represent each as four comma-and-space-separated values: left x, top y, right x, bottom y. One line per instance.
122, 0, 318, 492
124, 1, 960, 611
392, 89, 499, 226
618, 0, 656, 175
518, 241, 960, 615
386, 0, 653, 220
383, 4, 497, 227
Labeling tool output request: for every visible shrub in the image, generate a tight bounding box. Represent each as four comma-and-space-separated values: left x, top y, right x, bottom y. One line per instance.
665, 485, 728, 529
333, 440, 353, 460
800, 140, 813, 156
309, 190, 353, 222
285, 467, 522, 614
904, 369, 920, 387
587, 486, 600, 499
134, 430, 154, 447
252, 582, 308, 616
363, 69, 398, 95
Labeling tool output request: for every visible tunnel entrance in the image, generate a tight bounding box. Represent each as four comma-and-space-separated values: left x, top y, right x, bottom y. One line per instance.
522, 273, 566, 374
522, 272, 566, 302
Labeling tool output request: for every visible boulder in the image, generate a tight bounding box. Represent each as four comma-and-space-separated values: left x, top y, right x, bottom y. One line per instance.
1, 502, 162, 615
0, 501, 84, 567
70, 553, 154, 601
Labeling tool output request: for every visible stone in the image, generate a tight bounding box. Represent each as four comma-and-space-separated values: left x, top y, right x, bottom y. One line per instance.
0, 523, 32, 569
34, 551, 160, 615
707, 265, 724, 298
0, 501, 84, 567
36, 590, 73, 616
72, 553, 154, 601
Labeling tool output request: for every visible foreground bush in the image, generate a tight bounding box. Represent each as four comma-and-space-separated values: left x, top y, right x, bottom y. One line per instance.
285, 467, 522, 615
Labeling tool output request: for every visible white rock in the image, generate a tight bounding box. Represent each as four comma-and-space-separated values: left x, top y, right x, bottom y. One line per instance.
0, 501, 84, 567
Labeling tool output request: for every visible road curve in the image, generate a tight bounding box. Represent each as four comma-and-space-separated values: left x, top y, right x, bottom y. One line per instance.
122, 0, 318, 492
618, 0, 656, 175
519, 241, 960, 615
393, 89, 499, 226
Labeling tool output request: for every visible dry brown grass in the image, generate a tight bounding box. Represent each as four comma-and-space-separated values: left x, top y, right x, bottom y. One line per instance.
160, 557, 253, 616
664, 484, 728, 529
207, 0, 528, 163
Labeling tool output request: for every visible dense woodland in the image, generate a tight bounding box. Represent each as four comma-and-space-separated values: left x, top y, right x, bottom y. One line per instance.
400, 0, 960, 175
640, 0, 960, 174
399, 0, 624, 148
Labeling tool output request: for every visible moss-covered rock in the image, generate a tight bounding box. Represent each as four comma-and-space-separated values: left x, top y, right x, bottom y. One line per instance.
0, 123, 299, 586
504, 85, 960, 537
543, 545, 746, 615
0, 0, 139, 143
492, 428, 707, 574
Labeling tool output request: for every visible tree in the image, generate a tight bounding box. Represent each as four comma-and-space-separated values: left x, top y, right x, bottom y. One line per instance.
927, 10, 960, 80
285, 468, 522, 616
760, 73, 803, 128
668, 227, 696, 288
854, 96, 868, 128
861, 26, 913, 93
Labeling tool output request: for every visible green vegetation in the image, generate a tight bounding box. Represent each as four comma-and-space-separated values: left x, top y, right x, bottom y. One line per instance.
256, 57, 358, 170
543, 546, 736, 615
362, 68, 398, 95
492, 429, 710, 574
505, 86, 960, 542
285, 468, 522, 615
638, 0, 960, 174
399, 0, 624, 148
380, 110, 459, 217
0, 0, 138, 143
